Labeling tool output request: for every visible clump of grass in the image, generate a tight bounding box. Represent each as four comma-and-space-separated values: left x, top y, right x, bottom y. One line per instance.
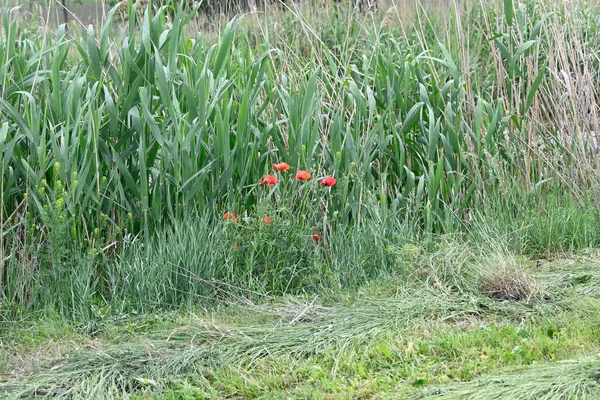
477, 253, 541, 302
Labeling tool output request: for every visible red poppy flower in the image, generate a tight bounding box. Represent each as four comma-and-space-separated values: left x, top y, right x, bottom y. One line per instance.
313, 231, 320, 242
296, 170, 311, 181
273, 162, 291, 171
320, 176, 336, 187
260, 175, 278, 185
263, 216, 272, 225
223, 212, 238, 223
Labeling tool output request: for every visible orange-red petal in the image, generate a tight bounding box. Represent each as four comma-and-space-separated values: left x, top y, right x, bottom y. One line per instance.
260, 175, 278, 185
320, 176, 336, 187
296, 170, 311, 181
223, 212, 238, 222
273, 162, 291, 171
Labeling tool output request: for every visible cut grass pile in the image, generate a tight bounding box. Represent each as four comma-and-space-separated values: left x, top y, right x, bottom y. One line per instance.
415, 357, 600, 399
1, 258, 599, 399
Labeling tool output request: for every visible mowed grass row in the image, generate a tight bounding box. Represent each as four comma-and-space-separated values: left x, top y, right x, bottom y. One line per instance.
1, 258, 599, 399
1, 0, 600, 316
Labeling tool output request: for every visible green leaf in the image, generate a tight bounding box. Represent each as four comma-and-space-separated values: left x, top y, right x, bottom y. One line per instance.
509, 40, 536, 76
214, 17, 240, 77
524, 62, 547, 114
402, 102, 424, 134
530, 12, 555, 40
504, 0, 514, 26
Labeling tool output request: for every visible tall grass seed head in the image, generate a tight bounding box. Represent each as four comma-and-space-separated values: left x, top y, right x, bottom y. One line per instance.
55, 180, 63, 193
335, 151, 342, 163
100, 176, 108, 192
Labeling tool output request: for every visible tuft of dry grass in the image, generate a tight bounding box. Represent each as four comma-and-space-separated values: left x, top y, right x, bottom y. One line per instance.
477, 254, 541, 302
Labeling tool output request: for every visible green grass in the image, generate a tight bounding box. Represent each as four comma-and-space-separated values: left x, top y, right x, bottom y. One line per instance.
1, 258, 599, 399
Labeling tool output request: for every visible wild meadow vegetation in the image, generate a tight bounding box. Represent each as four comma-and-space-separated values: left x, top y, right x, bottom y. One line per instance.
1, 0, 600, 398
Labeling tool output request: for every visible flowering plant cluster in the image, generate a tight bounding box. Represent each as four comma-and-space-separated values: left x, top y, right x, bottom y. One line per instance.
257, 162, 336, 188
222, 161, 337, 243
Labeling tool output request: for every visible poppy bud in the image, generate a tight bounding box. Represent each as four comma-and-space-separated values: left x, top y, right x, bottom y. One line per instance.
313, 231, 320, 242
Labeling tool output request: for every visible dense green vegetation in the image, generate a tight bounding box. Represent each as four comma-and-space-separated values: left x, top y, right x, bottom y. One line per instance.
1, 0, 600, 397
